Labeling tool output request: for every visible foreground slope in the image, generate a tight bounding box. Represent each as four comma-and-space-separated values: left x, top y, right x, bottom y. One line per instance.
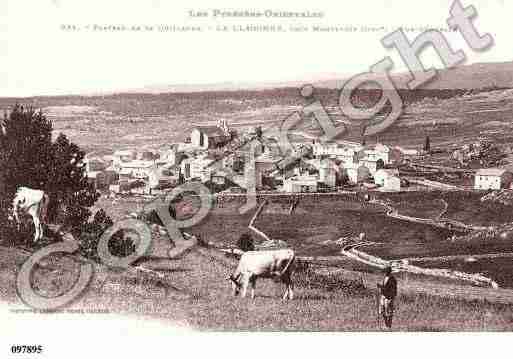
1, 244, 513, 331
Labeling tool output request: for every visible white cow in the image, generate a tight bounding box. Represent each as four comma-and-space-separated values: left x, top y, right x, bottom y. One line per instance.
228, 249, 295, 300
12, 187, 50, 243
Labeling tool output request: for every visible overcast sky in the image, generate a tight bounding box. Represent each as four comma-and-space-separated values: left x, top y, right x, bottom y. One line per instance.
2, 0, 511, 97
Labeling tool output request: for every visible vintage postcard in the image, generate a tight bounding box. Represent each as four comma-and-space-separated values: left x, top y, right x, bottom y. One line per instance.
1, 0, 513, 357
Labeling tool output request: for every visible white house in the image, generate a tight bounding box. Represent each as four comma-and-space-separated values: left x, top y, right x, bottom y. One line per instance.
345, 164, 371, 184
358, 143, 391, 165
283, 175, 318, 193
118, 160, 157, 182
113, 149, 136, 164
313, 142, 362, 164
474, 168, 513, 190
319, 158, 337, 187
374, 169, 400, 187
312, 142, 338, 157
382, 175, 401, 191
158, 145, 180, 166
191, 121, 230, 150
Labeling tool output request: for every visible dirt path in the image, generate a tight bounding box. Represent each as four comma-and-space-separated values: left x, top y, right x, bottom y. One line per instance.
404, 252, 513, 263
370, 198, 487, 232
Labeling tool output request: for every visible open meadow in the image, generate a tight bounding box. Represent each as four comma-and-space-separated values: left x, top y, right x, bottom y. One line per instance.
91, 189, 513, 290
1, 244, 513, 331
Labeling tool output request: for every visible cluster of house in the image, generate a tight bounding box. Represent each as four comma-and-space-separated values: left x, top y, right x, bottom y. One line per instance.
272, 142, 402, 193
303, 141, 402, 192
85, 115, 513, 195
84, 119, 409, 195
474, 168, 513, 190
448, 139, 513, 190
84, 119, 234, 195
451, 139, 499, 166
84, 149, 165, 195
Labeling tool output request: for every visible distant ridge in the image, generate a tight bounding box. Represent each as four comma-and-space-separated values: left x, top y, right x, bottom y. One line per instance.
313, 61, 513, 90
130, 61, 513, 94
2, 61, 513, 98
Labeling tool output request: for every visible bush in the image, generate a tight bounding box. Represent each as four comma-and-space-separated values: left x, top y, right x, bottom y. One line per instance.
0, 105, 100, 246
0, 200, 22, 246
77, 209, 134, 261
107, 230, 136, 258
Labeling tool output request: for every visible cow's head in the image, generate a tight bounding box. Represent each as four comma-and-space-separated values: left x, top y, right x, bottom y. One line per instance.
11, 196, 24, 229
227, 273, 242, 296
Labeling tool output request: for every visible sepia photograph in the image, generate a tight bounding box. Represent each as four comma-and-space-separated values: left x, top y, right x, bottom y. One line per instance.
1, 0, 513, 358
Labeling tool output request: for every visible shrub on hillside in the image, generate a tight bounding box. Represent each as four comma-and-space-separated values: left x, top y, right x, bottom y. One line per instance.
77, 209, 110, 260
77, 209, 135, 261
0, 199, 22, 246
0, 105, 100, 245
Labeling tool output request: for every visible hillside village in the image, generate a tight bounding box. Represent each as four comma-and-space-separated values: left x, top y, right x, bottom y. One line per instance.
83, 119, 513, 197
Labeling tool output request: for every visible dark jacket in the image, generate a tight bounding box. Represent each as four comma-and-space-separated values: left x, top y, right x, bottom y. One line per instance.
380, 275, 397, 300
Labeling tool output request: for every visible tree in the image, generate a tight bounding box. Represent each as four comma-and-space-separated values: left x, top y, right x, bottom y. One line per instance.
1, 106, 53, 195
0, 105, 100, 243
47, 133, 99, 230
424, 135, 431, 153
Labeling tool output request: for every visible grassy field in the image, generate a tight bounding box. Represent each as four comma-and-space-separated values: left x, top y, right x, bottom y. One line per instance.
1, 244, 513, 331
3, 190, 513, 329
94, 194, 453, 256
91, 190, 513, 289
374, 190, 513, 226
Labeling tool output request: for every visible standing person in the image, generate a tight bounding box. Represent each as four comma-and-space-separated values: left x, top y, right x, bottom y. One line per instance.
377, 265, 397, 329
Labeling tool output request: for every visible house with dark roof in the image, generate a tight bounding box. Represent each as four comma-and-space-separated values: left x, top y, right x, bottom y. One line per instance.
191, 125, 231, 149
